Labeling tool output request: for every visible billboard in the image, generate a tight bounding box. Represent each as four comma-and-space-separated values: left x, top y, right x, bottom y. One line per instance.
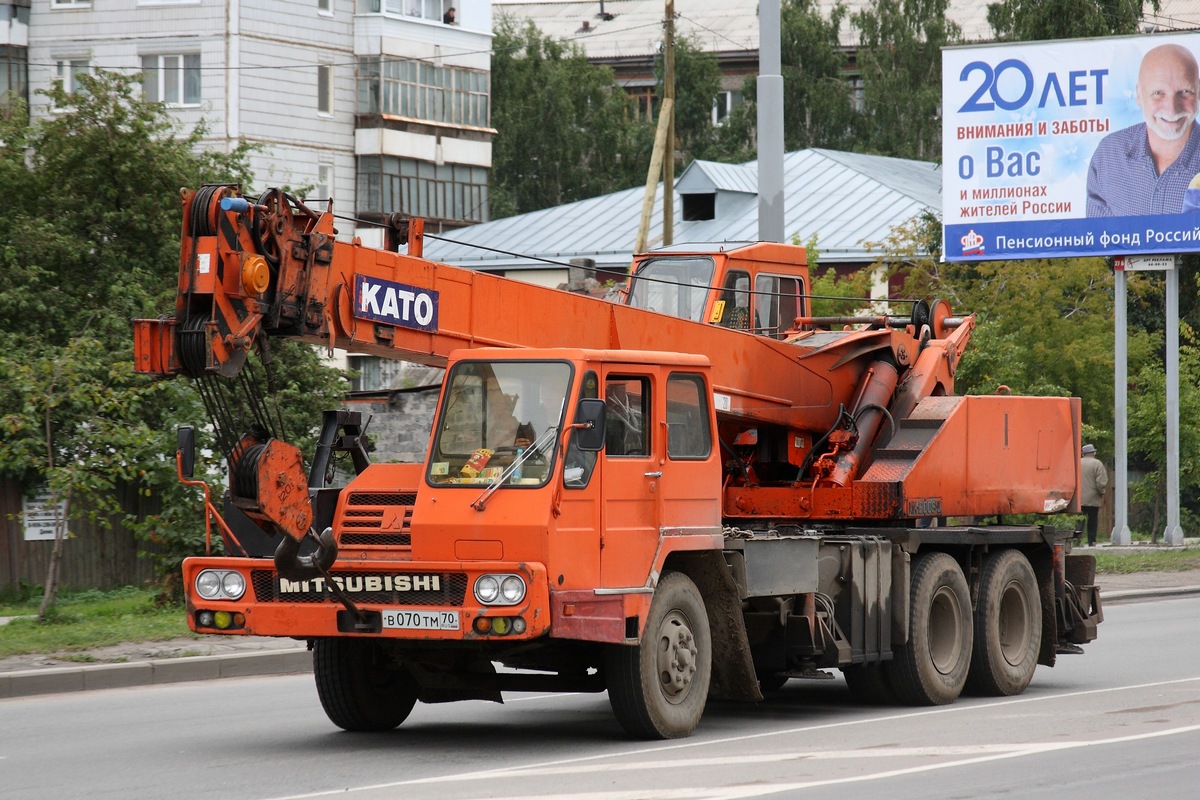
942, 33, 1200, 261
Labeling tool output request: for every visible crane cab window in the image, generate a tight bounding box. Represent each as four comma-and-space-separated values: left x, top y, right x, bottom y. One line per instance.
755, 274, 804, 339
604, 376, 650, 457
626, 257, 715, 322
666, 373, 711, 459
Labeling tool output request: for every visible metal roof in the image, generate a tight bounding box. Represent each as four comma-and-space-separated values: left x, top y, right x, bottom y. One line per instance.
422, 148, 942, 271
493, 0, 1200, 59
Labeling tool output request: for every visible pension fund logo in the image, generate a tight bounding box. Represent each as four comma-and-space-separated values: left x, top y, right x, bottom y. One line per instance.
960, 229, 985, 256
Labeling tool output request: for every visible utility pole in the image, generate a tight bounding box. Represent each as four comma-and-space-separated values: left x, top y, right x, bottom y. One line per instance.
663, 0, 675, 246
758, 0, 784, 242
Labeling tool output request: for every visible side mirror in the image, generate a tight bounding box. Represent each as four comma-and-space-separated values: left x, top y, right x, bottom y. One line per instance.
572, 398, 607, 451
177, 425, 196, 479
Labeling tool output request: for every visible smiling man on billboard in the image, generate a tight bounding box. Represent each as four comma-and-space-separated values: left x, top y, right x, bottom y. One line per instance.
1086, 43, 1200, 216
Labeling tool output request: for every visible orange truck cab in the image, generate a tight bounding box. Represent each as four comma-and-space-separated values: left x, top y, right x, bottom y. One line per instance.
182, 347, 728, 710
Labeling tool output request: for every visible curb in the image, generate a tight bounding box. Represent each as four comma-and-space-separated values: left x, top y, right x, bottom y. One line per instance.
0, 648, 312, 700
1099, 585, 1200, 603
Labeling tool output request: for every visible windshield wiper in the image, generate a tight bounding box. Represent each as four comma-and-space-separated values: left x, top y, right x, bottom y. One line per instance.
471, 426, 558, 511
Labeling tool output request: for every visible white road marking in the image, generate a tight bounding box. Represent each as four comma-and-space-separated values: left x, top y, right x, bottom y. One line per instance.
264, 676, 1200, 800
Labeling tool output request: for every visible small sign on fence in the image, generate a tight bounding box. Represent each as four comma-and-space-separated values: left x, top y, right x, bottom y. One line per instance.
23, 488, 67, 542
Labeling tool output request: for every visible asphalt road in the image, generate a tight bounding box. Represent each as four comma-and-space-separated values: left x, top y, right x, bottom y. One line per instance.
1, 596, 1197, 800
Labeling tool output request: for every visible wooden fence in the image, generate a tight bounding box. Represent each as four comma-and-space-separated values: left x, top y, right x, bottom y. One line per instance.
0, 478, 159, 594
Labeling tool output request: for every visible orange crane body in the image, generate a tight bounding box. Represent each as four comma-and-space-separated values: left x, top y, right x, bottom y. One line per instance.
134, 187, 1100, 739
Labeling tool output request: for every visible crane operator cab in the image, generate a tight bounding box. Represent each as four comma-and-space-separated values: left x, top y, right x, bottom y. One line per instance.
622, 242, 809, 339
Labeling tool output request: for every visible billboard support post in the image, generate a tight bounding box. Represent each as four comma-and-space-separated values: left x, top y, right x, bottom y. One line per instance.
1165, 259, 1183, 545
1113, 265, 1131, 546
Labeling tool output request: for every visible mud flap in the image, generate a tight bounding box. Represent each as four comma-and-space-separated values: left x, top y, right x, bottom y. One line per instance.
673, 551, 764, 703
1062, 554, 1103, 646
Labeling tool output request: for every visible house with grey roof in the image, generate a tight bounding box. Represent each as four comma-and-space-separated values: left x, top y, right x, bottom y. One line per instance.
422, 147, 943, 287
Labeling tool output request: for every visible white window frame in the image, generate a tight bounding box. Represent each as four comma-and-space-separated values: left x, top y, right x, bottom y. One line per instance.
318, 0, 333, 14
51, 0, 92, 8
316, 163, 333, 202
712, 90, 741, 127
141, 53, 202, 107
51, 59, 91, 110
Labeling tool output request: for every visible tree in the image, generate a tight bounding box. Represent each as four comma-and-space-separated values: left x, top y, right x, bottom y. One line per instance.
852, 0, 961, 160
662, 36, 725, 165
780, 0, 862, 151
987, 0, 1157, 41
0, 72, 347, 608
490, 16, 653, 216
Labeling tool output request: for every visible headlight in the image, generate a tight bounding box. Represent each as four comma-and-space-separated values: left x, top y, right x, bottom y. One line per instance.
500, 575, 526, 604
221, 571, 247, 600
474, 574, 526, 606
196, 571, 222, 599
475, 575, 500, 604
195, 569, 247, 601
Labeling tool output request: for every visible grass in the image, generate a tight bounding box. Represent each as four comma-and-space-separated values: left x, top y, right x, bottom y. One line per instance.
0, 586, 195, 659
1092, 547, 1200, 574
2, 547, 1199, 659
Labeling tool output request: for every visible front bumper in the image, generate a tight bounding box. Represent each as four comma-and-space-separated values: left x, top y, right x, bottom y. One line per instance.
182, 556, 550, 641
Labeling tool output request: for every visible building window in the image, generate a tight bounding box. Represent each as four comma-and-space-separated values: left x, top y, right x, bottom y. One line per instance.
315, 163, 332, 202
141, 54, 201, 106
53, 59, 91, 101
712, 90, 742, 126
318, 64, 332, 114
0, 46, 29, 109
627, 86, 656, 123
357, 155, 489, 224
51, 0, 91, 7
360, 0, 453, 23
318, 0, 332, 13
357, 56, 488, 127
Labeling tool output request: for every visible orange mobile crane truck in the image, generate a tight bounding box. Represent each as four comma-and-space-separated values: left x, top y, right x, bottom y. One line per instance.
134, 186, 1101, 740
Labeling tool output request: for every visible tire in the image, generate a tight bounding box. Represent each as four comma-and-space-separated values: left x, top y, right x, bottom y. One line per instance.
889, 552, 973, 706
965, 549, 1042, 696
841, 662, 895, 705
313, 638, 417, 731
606, 571, 712, 739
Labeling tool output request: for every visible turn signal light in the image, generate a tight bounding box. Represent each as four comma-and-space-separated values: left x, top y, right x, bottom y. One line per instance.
471, 616, 526, 636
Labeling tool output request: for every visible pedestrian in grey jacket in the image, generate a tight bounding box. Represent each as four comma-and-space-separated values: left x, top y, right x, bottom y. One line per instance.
1080, 444, 1108, 546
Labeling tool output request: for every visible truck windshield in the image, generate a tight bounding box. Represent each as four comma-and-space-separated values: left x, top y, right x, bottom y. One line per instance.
626, 257, 716, 322
427, 360, 572, 487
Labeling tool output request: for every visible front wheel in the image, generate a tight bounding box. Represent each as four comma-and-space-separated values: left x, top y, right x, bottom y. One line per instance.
606, 571, 712, 739
314, 638, 417, 731
889, 552, 973, 706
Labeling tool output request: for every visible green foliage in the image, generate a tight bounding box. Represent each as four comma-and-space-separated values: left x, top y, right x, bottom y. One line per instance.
663, 36, 725, 164
780, 0, 861, 151
987, 0, 1156, 41
1092, 548, 1200, 574
0, 587, 191, 658
490, 16, 653, 216
852, 0, 961, 160
0, 71, 347, 599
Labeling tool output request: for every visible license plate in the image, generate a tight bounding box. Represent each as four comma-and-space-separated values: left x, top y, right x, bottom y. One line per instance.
381, 609, 460, 630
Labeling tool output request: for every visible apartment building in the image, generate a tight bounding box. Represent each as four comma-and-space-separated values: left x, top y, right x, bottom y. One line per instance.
19, 0, 495, 243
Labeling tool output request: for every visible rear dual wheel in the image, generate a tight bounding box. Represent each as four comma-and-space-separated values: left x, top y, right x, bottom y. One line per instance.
890, 552, 973, 705
966, 549, 1041, 696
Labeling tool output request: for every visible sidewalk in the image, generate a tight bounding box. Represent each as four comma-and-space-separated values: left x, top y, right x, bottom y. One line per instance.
3, 569, 1198, 700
